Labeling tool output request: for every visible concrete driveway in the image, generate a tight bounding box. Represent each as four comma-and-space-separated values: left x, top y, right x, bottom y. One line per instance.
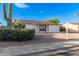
50, 33, 79, 40
0, 33, 79, 56
35, 32, 79, 41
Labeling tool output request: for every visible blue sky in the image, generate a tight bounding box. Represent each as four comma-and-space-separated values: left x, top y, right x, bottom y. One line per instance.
0, 3, 79, 25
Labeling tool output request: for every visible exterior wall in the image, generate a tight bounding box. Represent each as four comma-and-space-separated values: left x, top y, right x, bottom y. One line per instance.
48, 25, 60, 32
25, 24, 34, 29
46, 25, 49, 32
63, 23, 79, 31
25, 24, 60, 33
25, 24, 39, 33
35, 25, 39, 33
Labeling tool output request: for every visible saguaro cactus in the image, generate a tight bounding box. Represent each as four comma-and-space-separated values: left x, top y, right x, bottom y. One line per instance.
2, 3, 12, 28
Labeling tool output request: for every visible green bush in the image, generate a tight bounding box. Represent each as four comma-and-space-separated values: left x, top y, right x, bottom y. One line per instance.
12, 21, 25, 29
0, 29, 35, 41
0, 29, 4, 40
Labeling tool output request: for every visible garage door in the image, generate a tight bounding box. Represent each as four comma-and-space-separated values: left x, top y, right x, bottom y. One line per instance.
49, 25, 59, 32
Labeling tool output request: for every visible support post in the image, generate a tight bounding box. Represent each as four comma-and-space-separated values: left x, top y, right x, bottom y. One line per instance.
65, 23, 69, 39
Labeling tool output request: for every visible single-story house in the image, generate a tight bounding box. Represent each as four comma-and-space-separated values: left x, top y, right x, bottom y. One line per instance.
15, 20, 60, 33
63, 23, 79, 32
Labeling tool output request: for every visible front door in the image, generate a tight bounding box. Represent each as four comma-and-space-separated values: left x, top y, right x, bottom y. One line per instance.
39, 24, 46, 32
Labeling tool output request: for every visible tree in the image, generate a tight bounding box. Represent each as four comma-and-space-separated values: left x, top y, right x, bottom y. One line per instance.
12, 21, 25, 29
2, 3, 12, 29
48, 18, 60, 24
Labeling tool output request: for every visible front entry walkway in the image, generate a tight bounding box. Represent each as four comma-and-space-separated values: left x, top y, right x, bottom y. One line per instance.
0, 33, 79, 56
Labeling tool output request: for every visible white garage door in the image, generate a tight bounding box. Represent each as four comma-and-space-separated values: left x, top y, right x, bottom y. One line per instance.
25, 24, 34, 29
49, 25, 59, 32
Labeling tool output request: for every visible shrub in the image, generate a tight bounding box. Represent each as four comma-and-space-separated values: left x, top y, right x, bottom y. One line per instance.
0, 29, 4, 40
0, 29, 35, 41
12, 21, 25, 29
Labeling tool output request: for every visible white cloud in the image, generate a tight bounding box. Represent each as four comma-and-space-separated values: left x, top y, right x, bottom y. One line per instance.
14, 3, 30, 8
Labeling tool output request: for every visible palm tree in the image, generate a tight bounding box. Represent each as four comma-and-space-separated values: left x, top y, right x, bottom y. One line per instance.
2, 3, 12, 29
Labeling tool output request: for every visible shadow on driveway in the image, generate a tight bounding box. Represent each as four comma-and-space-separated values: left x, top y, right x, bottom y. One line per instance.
16, 45, 79, 56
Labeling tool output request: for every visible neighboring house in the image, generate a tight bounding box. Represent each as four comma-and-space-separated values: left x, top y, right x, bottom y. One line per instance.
63, 23, 79, 32
15, 20, 60, 33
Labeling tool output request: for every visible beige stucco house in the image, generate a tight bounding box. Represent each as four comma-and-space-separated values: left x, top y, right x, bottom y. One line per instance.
16, 20, 60, 33
63, 23, 79, 32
